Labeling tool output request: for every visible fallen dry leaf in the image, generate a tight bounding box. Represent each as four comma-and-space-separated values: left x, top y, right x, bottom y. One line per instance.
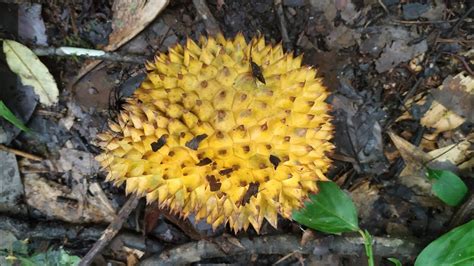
389, 132, 472, 195
24, 174, 116, 223
108, 0, 169, 51
73, 0, 169, 84
3, 40, 58, 106
431, 72, 473, 122
420, 102, 465, 139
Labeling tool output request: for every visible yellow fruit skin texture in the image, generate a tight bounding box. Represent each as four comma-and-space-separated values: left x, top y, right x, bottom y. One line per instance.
96, 33, 334, 232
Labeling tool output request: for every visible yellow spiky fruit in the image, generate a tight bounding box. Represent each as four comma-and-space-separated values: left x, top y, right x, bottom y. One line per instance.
96, 33, 334, 232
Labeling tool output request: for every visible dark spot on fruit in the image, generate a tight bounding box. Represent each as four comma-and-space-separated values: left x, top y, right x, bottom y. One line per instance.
237, 125, 245, 131
180, 132, 186, 138
217, 110, 226, 120
219, 168, 234, 175
177, 73, 183, 80
151, 135, 167, 151
284, 136, 291, 142
218, 149, 227, 155
306, 145, 314, 152
307, 101, 315, 107
307, 114, 315, 120
240, 181, 247, 186
201, 81, 208, 88
242, 145, 250, 153
264, 176, 270, 182
241, 182, 260, 206
266, 144, 272, 150
261, 122, 268, 131
240, 94, 247, 101
259, 163, 266, 169
196, 100, 202, 106
206, 175, 221, 191
216, 131, 224, 138
196, 157, 212, 166
219, 91, 226, 98
269, 155, 281, 169
185, 134, 208, 150
168, 151, 175, 156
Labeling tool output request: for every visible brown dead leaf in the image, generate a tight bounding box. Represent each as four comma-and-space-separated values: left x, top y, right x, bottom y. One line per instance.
420, 102, 465, 139
432, 72, 474, 122
23, 174, 116, 223
300, 229, 315, 246
389, 131, 472, 195
73, 0, 169, 83
388, 131, 432, 175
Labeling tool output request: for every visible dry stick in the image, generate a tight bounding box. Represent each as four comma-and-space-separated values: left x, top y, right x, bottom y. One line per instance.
33, 47, 148, 64
448, 193, 474, 229
192, 0, 221, 36
79, 194, 140, 266
274, 0, 292, 51
0, 144, 42, 161
141, 234, 421, 266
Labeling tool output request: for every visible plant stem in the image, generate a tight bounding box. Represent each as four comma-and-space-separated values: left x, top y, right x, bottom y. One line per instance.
359, 229, 375, 266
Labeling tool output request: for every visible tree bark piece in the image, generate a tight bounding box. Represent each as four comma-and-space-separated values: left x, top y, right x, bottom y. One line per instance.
141, 234, 421, 265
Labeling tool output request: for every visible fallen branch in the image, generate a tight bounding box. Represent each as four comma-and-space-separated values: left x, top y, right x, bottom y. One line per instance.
0, 214, 163, 255
274, 0, 292, 50
192, 0, 221, 36
79, 194, 140, 266
140, 234, 421, 265
33, 46, 148, 64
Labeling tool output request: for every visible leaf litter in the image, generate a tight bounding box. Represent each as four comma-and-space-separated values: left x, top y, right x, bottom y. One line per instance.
1, 0, 473, 264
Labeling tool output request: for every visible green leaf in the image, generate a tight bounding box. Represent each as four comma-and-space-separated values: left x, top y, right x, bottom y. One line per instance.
388, 258, 402, 266
427, 168, 467, 206
0, 101, 30, 132
415, 220, 474, 266
292, 181, 359, 234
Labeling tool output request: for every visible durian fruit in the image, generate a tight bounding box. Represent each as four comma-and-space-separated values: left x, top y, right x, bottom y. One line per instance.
96, 33, 334, 232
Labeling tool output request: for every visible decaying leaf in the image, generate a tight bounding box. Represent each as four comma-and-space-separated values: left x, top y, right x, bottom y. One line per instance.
397, 71, 472, 139
420, 102, 465, 139
23, 174, 116, 223
108, 0, 169, 51
73, 0, 169, 83
389, 131, 471, 196
3, 40, 58, 106
431, 72, 473, 123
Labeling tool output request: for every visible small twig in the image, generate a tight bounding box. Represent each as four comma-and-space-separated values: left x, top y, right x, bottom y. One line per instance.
442, 52, 474, 76
391, 18, 468, 24
141, 234, 421, 265
0, 144, 42, 161
274, 0, 292, 51
435, 38, 474, 44
33, 46, 148, 63
79, 194, 140, 266
192, 0, 221, 36
377, 0, 389, 14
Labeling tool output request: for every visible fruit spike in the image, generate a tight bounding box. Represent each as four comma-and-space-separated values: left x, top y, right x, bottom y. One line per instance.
96, 33, 334, 233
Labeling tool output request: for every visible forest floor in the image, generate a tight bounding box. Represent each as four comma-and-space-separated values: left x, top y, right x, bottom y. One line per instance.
0, 0, 472, 265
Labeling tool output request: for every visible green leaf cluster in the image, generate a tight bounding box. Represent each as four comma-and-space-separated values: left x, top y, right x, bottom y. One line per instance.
292, 178, 472, 266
